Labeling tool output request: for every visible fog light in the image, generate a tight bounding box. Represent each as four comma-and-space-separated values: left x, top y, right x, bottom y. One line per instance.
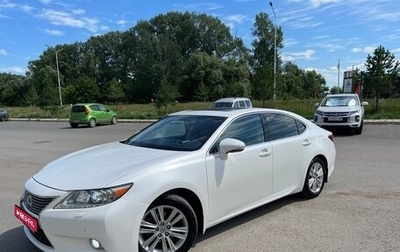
90, 239, 103, 250
355, 115, 360, 122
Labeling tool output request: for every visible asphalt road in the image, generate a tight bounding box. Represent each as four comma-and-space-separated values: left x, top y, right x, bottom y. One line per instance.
1, 121, 399, 252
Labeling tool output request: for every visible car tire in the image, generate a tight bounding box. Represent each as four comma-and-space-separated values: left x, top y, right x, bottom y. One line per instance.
70, 123, 78, 128
0, 116, 5, 121
89, 118, 97, 128
354, 122, 363, 135
139, 194, 198, 252
301, 157, 326, 198
111, 116, 117, 125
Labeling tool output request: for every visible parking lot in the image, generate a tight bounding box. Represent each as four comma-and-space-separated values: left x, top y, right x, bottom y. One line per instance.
1, 121, 399, 251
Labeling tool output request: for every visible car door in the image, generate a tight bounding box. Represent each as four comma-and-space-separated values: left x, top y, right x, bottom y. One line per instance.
98, 104, 111, 123
205, 113, 273, 222
263, 113, 312, 196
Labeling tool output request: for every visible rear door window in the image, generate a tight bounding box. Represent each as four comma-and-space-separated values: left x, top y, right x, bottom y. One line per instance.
264, 113, 304, 141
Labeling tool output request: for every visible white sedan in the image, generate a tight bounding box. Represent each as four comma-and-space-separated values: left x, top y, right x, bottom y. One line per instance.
15, 108, 335, 252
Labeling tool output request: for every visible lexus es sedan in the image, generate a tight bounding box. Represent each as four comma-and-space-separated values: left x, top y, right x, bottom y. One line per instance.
15, 108, 335, 252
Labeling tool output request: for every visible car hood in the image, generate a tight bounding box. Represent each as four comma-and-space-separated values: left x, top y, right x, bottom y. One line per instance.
33, 142, 195, 191
317, 106, 360, 113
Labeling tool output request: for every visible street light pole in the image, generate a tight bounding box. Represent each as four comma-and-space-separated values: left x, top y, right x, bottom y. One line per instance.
269, 1, 277, 101
46, 45, 64, 106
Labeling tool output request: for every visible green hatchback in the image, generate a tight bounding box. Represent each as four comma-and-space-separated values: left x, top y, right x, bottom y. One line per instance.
69, 103, 118, 128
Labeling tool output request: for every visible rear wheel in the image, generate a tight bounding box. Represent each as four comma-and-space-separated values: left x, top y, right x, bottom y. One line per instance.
302, 157, 326, 198
70, 123, 78, 128
89, 118, 96, 128
139, 194, 198, 252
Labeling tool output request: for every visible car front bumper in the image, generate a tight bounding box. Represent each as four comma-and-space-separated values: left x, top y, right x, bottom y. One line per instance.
19, 178, 148, 252
314, 115, 363, 128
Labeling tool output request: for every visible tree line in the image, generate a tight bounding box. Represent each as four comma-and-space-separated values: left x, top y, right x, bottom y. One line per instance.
0, 12, 399, 108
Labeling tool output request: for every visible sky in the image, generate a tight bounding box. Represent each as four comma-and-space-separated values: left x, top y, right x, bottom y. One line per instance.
1, 0, 400, 88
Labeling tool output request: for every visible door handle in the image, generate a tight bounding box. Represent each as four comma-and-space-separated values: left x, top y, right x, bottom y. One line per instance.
259, 148, 272, 157
303, 139, 311, 146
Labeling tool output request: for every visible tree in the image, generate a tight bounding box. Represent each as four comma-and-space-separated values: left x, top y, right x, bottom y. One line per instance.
250, 12, 283, 102
107, 79, 125, 104
154, 77, 180, 113
24, 84, 40, 107
364, 45, 400, 110
302, 70, 328, 99
62, 76, 101, 104
194, 81, 209, 102
281, 62, 304, 99
329, 86, 342, 94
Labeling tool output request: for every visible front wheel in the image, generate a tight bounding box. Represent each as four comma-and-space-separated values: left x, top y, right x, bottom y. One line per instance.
301, 157, 326, 198
111, 116, 117, 125
139, 194, 198, 252
353, 122, 363, 135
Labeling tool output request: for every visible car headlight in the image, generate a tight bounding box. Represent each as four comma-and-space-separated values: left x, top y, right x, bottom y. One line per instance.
55, 183, 132, 209
348, 110, 359, 115
315, 110, 324, 116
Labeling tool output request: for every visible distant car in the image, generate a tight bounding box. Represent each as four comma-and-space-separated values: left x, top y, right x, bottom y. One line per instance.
16, 108, 335, 252
69, 103, 118, 128
0, 108, 9, 121
211, 97, 252, 109
314, 93, 368, 134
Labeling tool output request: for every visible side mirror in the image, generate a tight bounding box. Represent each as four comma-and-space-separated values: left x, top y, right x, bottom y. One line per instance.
315, 103, 320, 108
219, 138, 245, 155
362, 101, 368, 106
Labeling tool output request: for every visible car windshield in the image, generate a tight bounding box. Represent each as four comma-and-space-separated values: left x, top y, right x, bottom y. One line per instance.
321, 96, 358, 107
124, 115, 227, 151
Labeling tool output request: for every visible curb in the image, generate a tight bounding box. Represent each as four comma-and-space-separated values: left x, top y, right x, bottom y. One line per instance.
7, 118, 400, 125
8, 118, 157, 123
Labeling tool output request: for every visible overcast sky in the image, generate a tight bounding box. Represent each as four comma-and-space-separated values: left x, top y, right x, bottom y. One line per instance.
1, 0, 399, 87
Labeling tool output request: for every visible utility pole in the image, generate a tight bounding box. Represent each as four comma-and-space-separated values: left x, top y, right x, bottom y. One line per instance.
46, 45, 64, 106
269, 1, 277, 101
337, 58, 340, 89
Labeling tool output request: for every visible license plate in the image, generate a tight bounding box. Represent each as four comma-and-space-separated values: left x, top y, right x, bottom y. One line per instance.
328, 116, 342, 121
14, 205, 38, 233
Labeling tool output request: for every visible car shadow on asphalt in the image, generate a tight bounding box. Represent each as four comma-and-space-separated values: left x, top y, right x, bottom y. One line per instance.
0, 226, 41, 252
195, 194, 305, 244
60, 124, 113, 130
329, 129, 360, 137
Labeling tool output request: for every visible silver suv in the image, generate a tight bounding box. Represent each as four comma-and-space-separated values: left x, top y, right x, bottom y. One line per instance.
211, 97, 252, 109
314, 93, 368, 134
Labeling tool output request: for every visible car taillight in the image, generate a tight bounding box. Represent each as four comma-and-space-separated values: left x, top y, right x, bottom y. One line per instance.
84, 106, 89, 115
328, 133, 334, 142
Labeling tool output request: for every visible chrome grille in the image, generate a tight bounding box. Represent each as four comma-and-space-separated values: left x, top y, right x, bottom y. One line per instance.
323, 112, 349, 117
22, 191, 54, 215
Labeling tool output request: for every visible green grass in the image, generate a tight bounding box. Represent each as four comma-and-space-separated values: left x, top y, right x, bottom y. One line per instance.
3, 98, 400, 120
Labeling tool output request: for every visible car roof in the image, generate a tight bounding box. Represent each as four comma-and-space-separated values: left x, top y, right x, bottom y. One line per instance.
325, 93, 358, 97
213, 97, 250, 103
171, 108, 303, 120
73, 103, 102, 106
